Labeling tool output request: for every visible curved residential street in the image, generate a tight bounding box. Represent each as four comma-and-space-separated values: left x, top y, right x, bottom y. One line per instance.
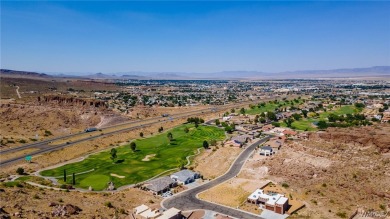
162, 135, 271, 219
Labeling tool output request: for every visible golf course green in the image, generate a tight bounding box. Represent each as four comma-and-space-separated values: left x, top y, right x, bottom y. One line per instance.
40, 124, 225, 190
281, 105, 362, 131
246, 99, 304, 115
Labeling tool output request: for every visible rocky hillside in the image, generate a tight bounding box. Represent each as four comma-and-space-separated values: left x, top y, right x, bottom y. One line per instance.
0, 104, 102, 147
308, 125, 390, 153
263, 124, 390, 218
37, 95, 107, 109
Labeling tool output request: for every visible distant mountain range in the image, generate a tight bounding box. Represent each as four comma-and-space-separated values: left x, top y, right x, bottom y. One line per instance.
0, 69, 51, 77
2, 66, 390, 80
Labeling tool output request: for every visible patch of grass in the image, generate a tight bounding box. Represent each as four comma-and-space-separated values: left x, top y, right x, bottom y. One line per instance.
79, 175, 110, 191
15, 176, 31, 181
2, 181, 23, 188
40, 124, 225, 190
319, 105, 360, 119
246, 100, 304, 115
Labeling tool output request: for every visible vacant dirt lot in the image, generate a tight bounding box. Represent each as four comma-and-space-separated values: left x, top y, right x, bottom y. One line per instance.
0, 183, 161, 218
198, 149, 270, 208
264, 124, 390, 218
192, 146, 241, 180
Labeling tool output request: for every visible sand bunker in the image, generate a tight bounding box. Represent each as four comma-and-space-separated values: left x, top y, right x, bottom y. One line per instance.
142, 154, 156, 161
110, 173, 125, 178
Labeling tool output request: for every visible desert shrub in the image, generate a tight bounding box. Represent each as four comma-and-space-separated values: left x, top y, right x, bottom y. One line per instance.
104, 201, 113, 208
19, 139, 27, 143
336, 211, 347, 218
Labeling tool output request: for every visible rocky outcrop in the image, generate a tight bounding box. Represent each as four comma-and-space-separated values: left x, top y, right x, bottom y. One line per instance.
0, 206, 10, 219
51, 204, 82, 217
37, 95, 107, 108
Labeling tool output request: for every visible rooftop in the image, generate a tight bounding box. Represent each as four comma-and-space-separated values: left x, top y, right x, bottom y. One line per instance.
156, 207, 181, 219
145, 176, 175, 192
171, 169, 197, 182
134, 204, 149, 214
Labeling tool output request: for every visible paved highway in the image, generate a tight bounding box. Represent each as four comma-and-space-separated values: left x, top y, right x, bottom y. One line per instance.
0, 107, 215, 166
162, 136, 271, 219
0, 96, 285, 166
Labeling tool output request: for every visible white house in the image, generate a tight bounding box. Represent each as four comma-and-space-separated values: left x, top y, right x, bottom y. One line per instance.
259, 146, 273, 156
247, 189, 289, 214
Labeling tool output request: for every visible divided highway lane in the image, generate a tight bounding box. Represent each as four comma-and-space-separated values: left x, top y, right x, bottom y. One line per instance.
0, 107, 214, 155
162, 135, 271, 219
0, 96, 287, 166
0, 108, 215, 166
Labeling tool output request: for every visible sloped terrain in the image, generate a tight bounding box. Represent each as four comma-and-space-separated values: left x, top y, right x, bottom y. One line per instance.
263, 124, 390, 218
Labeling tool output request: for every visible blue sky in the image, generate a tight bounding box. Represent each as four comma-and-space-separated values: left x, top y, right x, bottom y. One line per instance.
1, 1, 389, 73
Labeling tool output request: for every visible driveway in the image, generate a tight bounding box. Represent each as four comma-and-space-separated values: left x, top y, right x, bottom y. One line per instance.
259, 209, 289, 219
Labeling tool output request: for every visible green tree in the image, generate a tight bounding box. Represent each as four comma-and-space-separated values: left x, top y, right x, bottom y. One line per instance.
63, 169, 67, 182
354, 102, 365, 109
267, 111, 277, 121
184, 127, 189, 133
301, 110, 308, 118
328, 113, 339, 122
16, 167, 24, 175
240, 108, 246, 115
72, 173, 76, 185
224, 125, 233, 133
158, 126, 164, 133
317, 121, 328, 129
230, 108, 235, 113
203, 140, 209, 149
215, 119, 220, 126
139, 132, 144, 137
195, 123, 199, 128
110, 148, 117, 162
292, 113, 302, 121
167, 132, 173, 141
130, 142, 136, 151
284, 118, 294, 127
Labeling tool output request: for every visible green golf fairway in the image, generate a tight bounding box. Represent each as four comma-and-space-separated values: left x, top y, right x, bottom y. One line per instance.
40, 124, 225, 190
